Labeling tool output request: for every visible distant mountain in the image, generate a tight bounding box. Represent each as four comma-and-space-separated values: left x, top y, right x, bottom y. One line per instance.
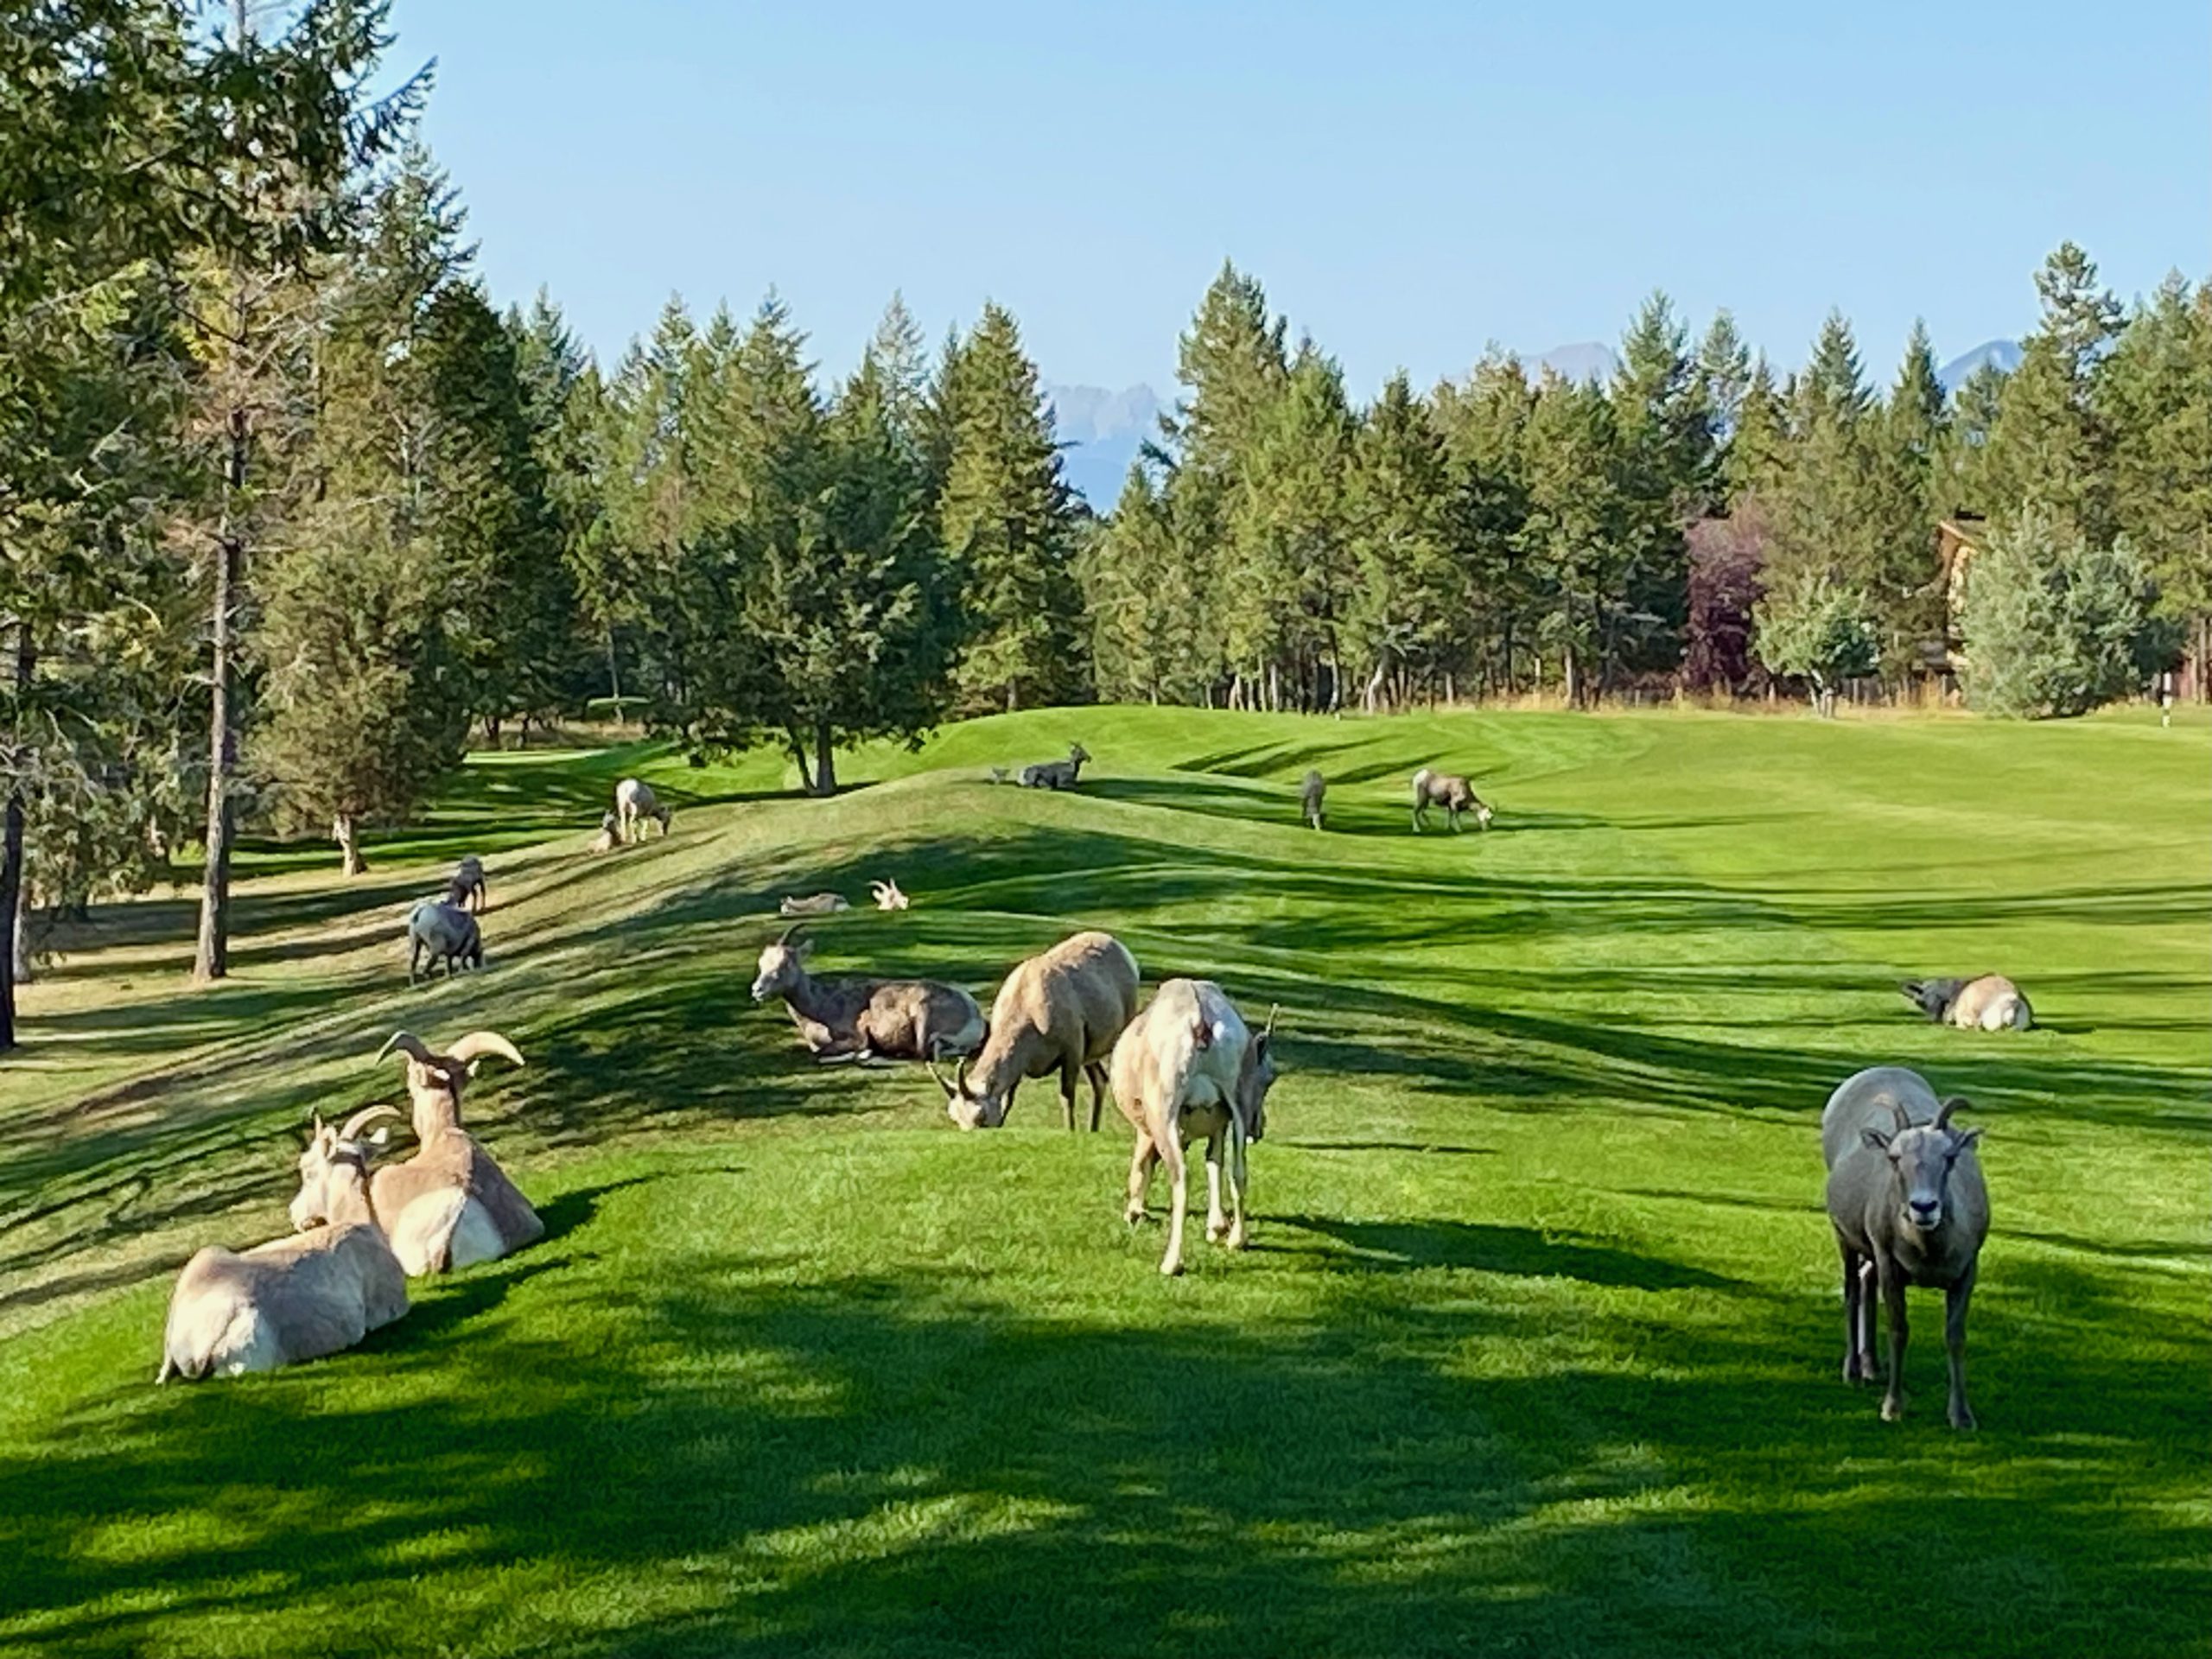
1530, 341, 1621, 384
1044, 383, 1160, 505
1938, 340, 2022, 394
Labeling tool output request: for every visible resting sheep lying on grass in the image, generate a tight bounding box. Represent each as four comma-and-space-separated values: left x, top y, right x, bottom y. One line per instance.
1901, 975, 2033, 1032
779, 892, 850, 918
932, 931, 1139, 1130
752, 925, 984, 1063
1110, 980, 1280, 1275
158, 1109, 409, 1382
1020, 745, 1090, 791
1821, 1065, 1990, 1428
296, 1030, 543, 1276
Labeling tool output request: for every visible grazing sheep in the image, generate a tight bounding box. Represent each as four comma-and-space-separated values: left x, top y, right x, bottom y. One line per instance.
302, 1029, 543, 1275
406, 899, 482, 983
1821, 1065, 1990, 1428
1411, 767, 1493, 833
1901, 976, 2033, 1032
1111, 981, 1281, 1275
447, 854, 486, 913
1300, 769, 1325, 831
779, 892, 851, 918
931, 930, 1140, 1130
1019, 744, 1091, 791
157, 1108, 409, 1382
614, 777, 671, 842
751, 925, 985, 1063
870, 879, 911, 912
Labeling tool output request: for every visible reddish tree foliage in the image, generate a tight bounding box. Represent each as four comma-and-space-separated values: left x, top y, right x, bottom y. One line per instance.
1684, 502, 1771, 694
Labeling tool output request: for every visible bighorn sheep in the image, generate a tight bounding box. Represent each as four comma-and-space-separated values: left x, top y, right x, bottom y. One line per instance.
931, 931, 1140, 1130
988, 766, 1011, 785
870, 878, 911, 912
588, 810, 620, 855
304, 1030, 543, 1274
1300, 769, 1325, 830
157, 1108, 409, 1382
406, 898, 482, 983
1019, 744, 1091, 791
1411, 767, 1492, 833
1901, 976, 2033, 1032
779, 892, 850, 918
751, 925, 984, 1063
1111, 981, 1280, 1275
447, 854, 486, 913
615, 777, 671, 842
1822, 1065, 1990, 1428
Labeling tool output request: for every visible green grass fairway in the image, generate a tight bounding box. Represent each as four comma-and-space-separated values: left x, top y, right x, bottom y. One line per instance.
3, 707, 2206, 1658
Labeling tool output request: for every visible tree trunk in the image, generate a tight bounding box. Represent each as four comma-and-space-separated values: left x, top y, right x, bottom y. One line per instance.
334, 813, 367, 876
9, 887, 28, 990
0, 636, 24, 1052
786, 727, 817, 795
812, 720, 837, 798
485, 714, 501, 749
193, 513, 239, 983
606, 626, 624, 710
1564, 645, 1580, 708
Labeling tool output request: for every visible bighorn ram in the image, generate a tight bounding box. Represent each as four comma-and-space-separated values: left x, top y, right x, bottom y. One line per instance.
448, 854, 486, 913
751, 925, 984, 1063
1822, 1065, 1990, 1428
1300, 770, 1325, 830
932, 931, 1140, 1130
870, 878, 911, 911
1020, 744, 1090, 791
406, 898, 482, 983
1411, 768, 1493, 833
157, 1108, 409, 1381
1110, 980, 1280, 1275
296, 1030, 542, 1275
1901, 976, 2033, 1032
615, 777, 671, 842
779, 892, 850, 918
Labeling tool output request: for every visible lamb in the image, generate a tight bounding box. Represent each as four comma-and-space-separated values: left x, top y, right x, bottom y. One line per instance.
1901, 976, 2033, 1032
588, 810, 620, 855
1821, 1065, 1990, 1428
931, 930, 1140, 1130
1110, 981, 1280, 1275
447, 854, 486, 913
614, 777, 671, 842
1019, 744, 1091, 791
751, 925, 984, 1063
870, 879, 911, 912
1411, 767, 1493, 833
298, 1029, 544, 1275
157, 1107, 409, 1381
779, 892, 851, 918
406, 898, 482, 983
1300, 769, 1325, 831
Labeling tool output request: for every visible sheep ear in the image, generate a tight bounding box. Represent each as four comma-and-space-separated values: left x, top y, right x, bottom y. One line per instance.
1951, 1127, 1984, 1151
796, 936, 816, 959
1861, 1127, 1892, 1152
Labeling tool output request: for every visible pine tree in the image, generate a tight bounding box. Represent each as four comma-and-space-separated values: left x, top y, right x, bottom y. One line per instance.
1609, 292, 1709, 677
1862, 321, 1950, 672
1979, 243, 2124, 542
1724, 356, 1789, 504
2101, 273, 2212, 686
1344, 372, 1458, 709
941, 303, 1088, 712
1961, 508, 2158, 717
1518, 372, 1630, 703
1768, 313, 1882, 610
1433, 351, 1535, 692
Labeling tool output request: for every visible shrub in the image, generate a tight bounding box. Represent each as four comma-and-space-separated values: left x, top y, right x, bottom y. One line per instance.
1961, 510, 2160, 718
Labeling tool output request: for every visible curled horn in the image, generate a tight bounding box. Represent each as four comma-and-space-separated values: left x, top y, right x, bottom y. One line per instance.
339, 1104, 401, 1141
1886, 1096, 1914, 1132
377, 1030, 434, 1066
1935, 1096, 1972, 1130
869, 880, 889, 899
777, 922, 804, 949
1262, 1003, 1279, 1038
448, 1030, 525, 1072
925, 1055, 961, 1097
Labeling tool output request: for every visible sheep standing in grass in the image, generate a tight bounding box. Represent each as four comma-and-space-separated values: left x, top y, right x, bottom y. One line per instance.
752, 925, 985, 1062
1111, 981, 1280, 1275
1901, 976, 2033, 1032
1411, 768, 1492, 833
296, 1030, 542, 1275
931, 931, 1139, 1130
158, 1108, 409, 1381
448, 855, 487, 913
1821, 1065, 1990, 1428
406, 899, 482, 983
1019, 744, 1090, 791
615, 777, 671, 842
1300, 770, 1325, 830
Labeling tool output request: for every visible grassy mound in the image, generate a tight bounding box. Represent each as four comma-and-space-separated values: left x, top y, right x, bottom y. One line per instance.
2, 706, 2205, 1657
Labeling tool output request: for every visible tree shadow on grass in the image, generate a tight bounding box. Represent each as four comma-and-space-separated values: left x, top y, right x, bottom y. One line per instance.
1272, 1213, 1747, 1289
0, 1252, 2201, 1659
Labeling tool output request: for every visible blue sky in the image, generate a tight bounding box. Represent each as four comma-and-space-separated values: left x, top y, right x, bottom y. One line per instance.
395, 0, 2209, 395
